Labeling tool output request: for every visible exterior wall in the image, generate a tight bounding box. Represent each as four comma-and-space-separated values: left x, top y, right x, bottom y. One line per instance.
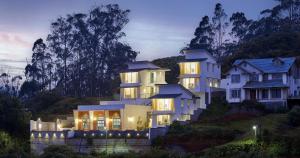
73, 105, 151, 131
225, 68, 248, 103
123, 105, 151, 130
30, 118, 73, 132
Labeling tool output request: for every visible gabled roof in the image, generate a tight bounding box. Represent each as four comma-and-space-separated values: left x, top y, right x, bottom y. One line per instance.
233, 57, 295, 73
243, 80, 289, 89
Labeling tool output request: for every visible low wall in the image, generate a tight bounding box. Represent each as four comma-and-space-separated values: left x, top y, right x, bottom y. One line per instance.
30, 130, 151, 155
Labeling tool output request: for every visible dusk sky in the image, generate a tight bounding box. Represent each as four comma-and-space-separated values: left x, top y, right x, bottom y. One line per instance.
0, 0, 277, 76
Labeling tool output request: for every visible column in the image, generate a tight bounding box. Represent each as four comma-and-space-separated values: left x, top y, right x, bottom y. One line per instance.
105, 110, 109, 130
73, 111, 79, 130
152, 115, 157, 128
120, 109, 125, 130
89, 111, 94, 130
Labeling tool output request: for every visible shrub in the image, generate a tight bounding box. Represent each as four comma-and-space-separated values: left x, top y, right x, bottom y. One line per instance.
240, 100, 265, 112
287, 106, 300, 127
40, 145, 76, 158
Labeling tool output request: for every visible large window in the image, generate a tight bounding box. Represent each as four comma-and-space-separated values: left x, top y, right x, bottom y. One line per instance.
182, 78, 198, 89
262, 89, 269, 99
112, 118, 121, 129
97, 117, 105, 130
231, 74, 240, 83
154, 99, 173, 111
180, 62, 200, 74
157, 115, 170, 126
230, 89, 241, 98
271, 88, 281, 99
123, 88, 137, 99
82, 114, 89, 130
250, 74, 259, 81
150, 72, 156, 83
263, 74, 269, 81
272, 73, 282, 80
123, 72, 138, 83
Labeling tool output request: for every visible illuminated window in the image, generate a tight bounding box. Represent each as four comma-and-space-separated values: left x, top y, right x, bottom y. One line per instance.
82, 114, 89, 130
97, 117, 105, 130
155, 99, 173, 111
180, 62, 200, 74
157, 115, 170, 126
182, 78, 198, 89
123, 72, 138, 83
123, 88, 137, 99
150, 72, 156, 83
112, 118, 121, 129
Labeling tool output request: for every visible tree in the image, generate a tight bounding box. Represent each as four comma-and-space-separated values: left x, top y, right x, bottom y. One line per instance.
212, 3, 228, 57
189, 16, 214, 51
230, 12, 252, 41
47, 17, 73, 95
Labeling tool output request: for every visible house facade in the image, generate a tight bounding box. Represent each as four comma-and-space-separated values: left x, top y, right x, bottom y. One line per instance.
31, 49, 221, 133
178, 49, 221, 108
224, 57, 300, 107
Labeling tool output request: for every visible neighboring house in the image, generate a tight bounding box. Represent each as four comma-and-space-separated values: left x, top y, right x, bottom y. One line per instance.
224, 57, 300, 107
178, 49, 221, 108
150, 84, 198, 128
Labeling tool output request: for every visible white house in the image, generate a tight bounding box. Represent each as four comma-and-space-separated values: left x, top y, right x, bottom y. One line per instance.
178, 49, 221, 108
224, 57, 300, 107
150, 84, 199, 128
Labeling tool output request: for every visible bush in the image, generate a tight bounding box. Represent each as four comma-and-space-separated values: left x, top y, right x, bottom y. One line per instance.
40, 145, 77, 158
287, 106, 300, 127
239, 100, 266, 112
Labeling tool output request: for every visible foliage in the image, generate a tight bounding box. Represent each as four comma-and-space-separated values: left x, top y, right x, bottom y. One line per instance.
239, 100, 266, 112
287, 106, 300, 127
0, 131, 13, 155
0, 73, 22, 97
40, 145, 77, 158
200, 96, 230, 121
0, 94, 30, 139
23, 4, 137, 98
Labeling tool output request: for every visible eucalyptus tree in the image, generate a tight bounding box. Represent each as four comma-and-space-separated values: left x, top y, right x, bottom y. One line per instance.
212, 3, 228, 57
47, 17, 73, 95
189, 16, 214, 51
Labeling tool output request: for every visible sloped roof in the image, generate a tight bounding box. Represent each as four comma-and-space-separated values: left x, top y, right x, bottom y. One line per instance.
233, 57, 295, 73
243, 80, 289, 89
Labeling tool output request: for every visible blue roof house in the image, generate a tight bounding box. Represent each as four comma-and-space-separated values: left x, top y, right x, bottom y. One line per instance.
223, 57, 300, 108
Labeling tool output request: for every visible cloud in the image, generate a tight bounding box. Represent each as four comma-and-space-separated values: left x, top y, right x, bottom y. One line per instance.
0, 32, 32, 47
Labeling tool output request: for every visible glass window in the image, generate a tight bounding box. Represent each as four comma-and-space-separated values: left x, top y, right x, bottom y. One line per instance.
180, 99, 184, 107
262, 89, 269, 99
263, 74, 269, 81
112, 118, 121, 129
123, 88, 137, 99
207, 63, 210, 72
157, 115, 170, 126
272, 73, 282, 80
156, 99, 172, 111
97, 117, 105, 130
150, 72, 156, 83
182, 78, 198, 89
271, 88, 281, 98
250, 74, 259, 81
231, 74, 240, 83
182, 62, 199, 74
123, 72, 138, 83
231, 89, 241, 98
82, 114, 89, 130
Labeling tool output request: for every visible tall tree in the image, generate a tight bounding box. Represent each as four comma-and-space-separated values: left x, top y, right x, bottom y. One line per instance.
230, 12, 252, 42
189, 16, 214, 51
47, 17, 73, 95
212, 3, 228, 57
